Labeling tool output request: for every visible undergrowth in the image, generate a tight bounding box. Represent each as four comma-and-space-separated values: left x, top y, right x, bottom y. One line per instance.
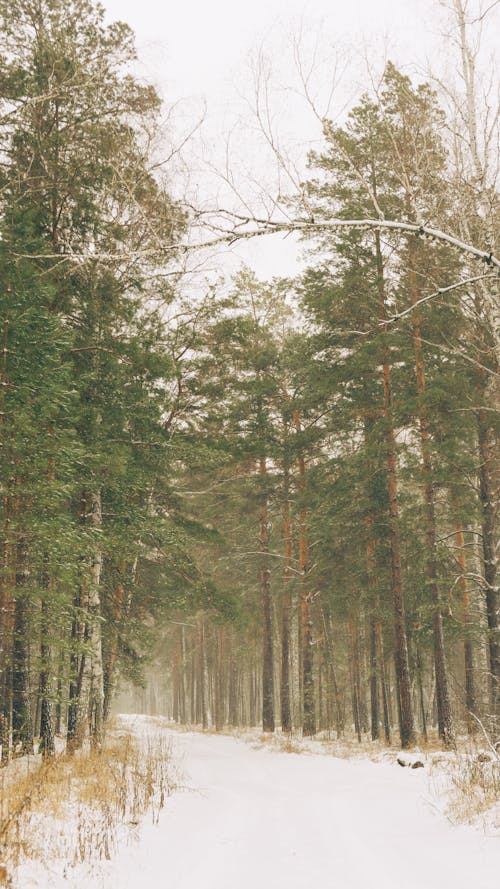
0, 722, 177, 886
436, 748, 500, 826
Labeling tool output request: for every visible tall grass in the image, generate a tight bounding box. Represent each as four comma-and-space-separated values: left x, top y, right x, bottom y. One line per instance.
0, 723, 177, 885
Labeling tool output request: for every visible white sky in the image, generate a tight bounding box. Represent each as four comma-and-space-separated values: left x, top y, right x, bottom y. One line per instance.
99, 0, 453, 279
104, 0, 431, 97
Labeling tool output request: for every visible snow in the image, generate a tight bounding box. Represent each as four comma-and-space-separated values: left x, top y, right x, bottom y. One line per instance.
17, 717, 500, 889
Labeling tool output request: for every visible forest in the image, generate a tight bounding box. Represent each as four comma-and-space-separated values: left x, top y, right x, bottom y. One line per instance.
0, 0, 499, 780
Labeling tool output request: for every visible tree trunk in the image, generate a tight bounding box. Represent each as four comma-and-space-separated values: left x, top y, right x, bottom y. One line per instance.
416, 645, 428, 742
55, 651, 64, 736
365, 508, 380, 741
228, 627, 239, 727
377, 620, 391, 744
376, 232, 415, 747
318, 597, 343, 736
350, 613, 362, 743
477, 406, 500, 716
71, 489, 105, 752
280, 461, 292, 733
260, 458, 275, 733
369, 615, 380, 741
409, 252, 454, 747
198, 616, 209, 729
103, 560, 125, 723
12, 536, 34, 755
0, 318, 12, 762
39, 593, 55, 757
0, 494, 13, 764
215, 626, 225, 732
454, 523, 476, 730
293, 411, 315, 737
39, 453, 56, 756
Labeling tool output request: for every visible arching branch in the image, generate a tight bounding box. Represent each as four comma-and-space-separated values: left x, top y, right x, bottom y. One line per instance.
12, 214, 500, 271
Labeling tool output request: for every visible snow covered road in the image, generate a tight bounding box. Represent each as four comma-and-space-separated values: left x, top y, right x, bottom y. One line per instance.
106, 725, 499, 889
22, 721, 500, 889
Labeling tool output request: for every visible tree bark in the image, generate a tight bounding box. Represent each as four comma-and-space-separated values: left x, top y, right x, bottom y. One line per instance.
0, 494, 13, 764
260, 458, 275, 733
215, 626, 224, 732
454, 523, 476, 730
293, 411, 316, 736
375, 232, 415, 747
376, 619, 391, 744
198, 616, 209, 729
408, 251, 454, 747
365, 508, 381, 741
103, 560, 125, 722
12, 536, 34, 755
350, 613, 362, 743
70, 489, 105, 752
228, 627, 239, 727
318, 597, 344, 737
280, 457, 292, 733
477, 406, 500, 715
39, 592, 55, 757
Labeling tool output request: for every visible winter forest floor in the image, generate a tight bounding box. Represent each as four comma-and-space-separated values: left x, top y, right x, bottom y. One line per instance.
9, 715, 500, 889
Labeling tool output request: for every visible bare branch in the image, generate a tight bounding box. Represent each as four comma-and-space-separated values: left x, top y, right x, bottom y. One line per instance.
386, 273, 498, 324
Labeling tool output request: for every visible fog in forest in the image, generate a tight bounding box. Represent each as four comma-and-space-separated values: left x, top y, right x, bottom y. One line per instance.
0, 1, 499, 887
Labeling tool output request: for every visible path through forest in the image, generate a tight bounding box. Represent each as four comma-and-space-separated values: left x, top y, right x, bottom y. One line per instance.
21, 719, 500, 889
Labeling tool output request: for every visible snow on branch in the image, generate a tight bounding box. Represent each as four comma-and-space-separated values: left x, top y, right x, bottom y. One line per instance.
11, 213, 500, 273
385, 273, 499, 325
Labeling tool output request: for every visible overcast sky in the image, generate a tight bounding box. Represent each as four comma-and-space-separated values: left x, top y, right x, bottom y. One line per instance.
103, 0, 431, 96
100, 0, 448, 279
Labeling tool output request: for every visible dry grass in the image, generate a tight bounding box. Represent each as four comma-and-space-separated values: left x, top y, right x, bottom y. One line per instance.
252, 732, 306, 754
430, 748, 500, 826
0, 722, 178, 885
242, 728, 390, 760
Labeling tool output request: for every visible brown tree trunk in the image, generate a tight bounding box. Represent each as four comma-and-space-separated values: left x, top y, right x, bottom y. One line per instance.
280, 461, 292, 733
415, 645, 428, 742
39, 590, 55, 757
55, 651, 64, 736
190, 640, 196, 725
12, 536, 34, 755
198, 616, 209, 729
318, 598, 344, 736
369, 614, 380, 741
179, 625, 187, 724
0, 315, 11, 762
376, 232, 415, 747
215, 626, 225, 732
365, 510, 380, 741
260, 458, 275, 733
103, 560, 125, 722
66, 587, 82, 749
228, 627, 239, 727
408, 254, 455, 747
350, 613, 362, 743
0, 494, 13, 764
376, 620, 391, 744
476, 404, 500, 716
39, 453, 56, 756
293, 411, 315, 737
70, 489, 105, 752
454, 523, 476, 730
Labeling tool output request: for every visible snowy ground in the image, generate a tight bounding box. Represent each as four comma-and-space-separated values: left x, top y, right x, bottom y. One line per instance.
18, 716, 500, 889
